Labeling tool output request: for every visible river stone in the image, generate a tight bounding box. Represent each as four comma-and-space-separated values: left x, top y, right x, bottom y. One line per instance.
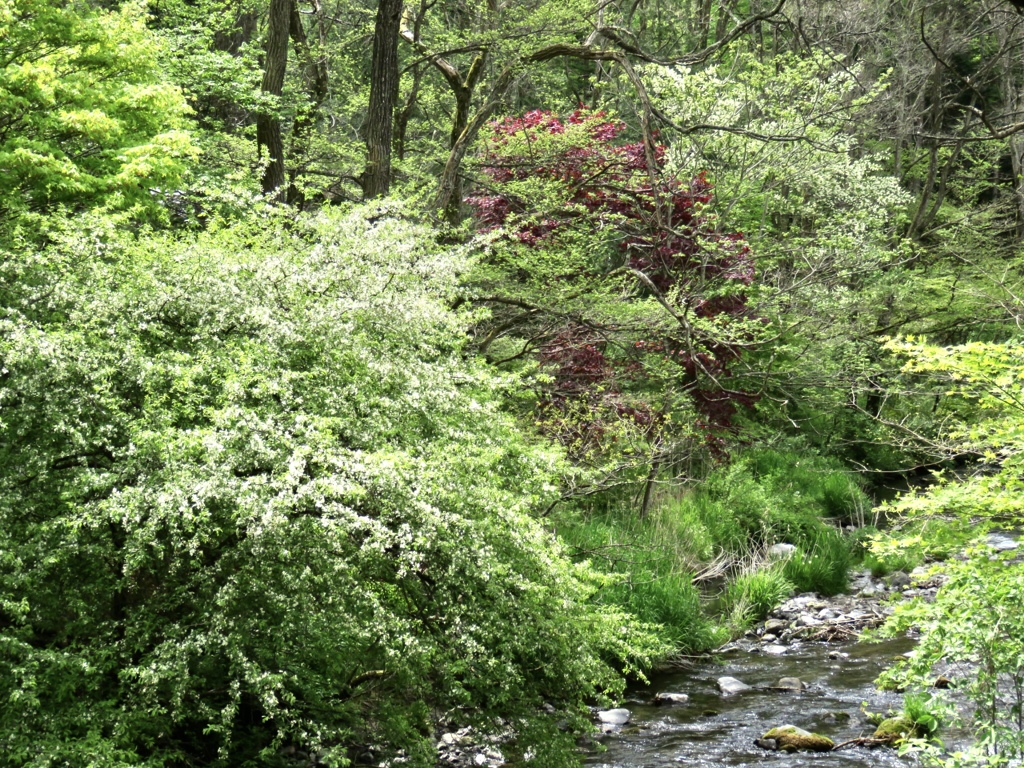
774, 677, 804, 691
754, 738, 779, 751
769, 543, 797, 559
597, 708, 631, 726
717, 676, 752, 694
764, 618, 788, 633
873, 716, 921, 744
987, 533, 1019, 551
796, 613, 821, 627
761, 725, 834, 753
761, 633, 777, 643
888, 571, 912, 588
764, 644, 788, 656
653, 692, 689, 705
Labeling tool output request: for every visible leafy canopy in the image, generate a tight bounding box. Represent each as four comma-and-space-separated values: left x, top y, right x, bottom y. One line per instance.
0, 0, 195, 221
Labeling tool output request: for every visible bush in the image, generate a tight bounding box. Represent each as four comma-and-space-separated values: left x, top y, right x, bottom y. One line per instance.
0, 206, 664, 768
559, 505, 726, 654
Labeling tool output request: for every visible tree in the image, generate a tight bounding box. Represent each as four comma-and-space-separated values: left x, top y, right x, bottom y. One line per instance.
362, 0, 403, 198
0, 0, 194, 222
0, 203, 662, 767
466, 109, 762, 505
257, 0, 292, 198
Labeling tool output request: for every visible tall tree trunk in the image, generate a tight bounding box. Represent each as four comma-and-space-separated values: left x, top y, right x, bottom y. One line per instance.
257, 0, 291, 200
287, 0, 331, 206
363, 0, 404, 199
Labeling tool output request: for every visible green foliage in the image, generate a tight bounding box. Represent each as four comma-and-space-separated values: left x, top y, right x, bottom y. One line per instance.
558, 504, 726, 654
702, 448, 870, 550
0, 204, 664, 767
902, 693, 943, 739
872, 337, 1024, 764
0, 0, 195, 223
721, 566, 793, 627
781, 530, 852, 597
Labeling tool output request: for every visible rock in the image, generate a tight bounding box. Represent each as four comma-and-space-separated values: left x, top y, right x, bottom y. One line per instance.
796, 613, 821, 627
652, 692, 689, 706
769, 543, 797, 559
987, 533, 1019, 551
761, 725, 835, 753
597, 708, 631, 726
764, 618, 788, 633
819, 711, 851, 724
873, 716, 921, 744
774, 677, 804, 691
717, 676, 752, 694
764, 644, 788, 656
761, 633, 778, 643
888, 571, 912, 589
754, 738, 779, 750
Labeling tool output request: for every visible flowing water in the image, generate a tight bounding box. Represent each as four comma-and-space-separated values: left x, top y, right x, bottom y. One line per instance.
585, 637, 923, 768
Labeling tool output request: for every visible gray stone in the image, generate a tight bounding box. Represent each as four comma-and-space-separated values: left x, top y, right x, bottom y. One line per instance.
653, 692, 689, 705
775, 676, 804, 691
987, 533, 1019, 551
888, 571, 912, 588
717, 676, 752, 694
762, 633, 777, 643
769, 543, 797, 559
764, 644, 788, 656
764, 618, 788, 633
796, 613, 821, 627
597, 708, 631, 725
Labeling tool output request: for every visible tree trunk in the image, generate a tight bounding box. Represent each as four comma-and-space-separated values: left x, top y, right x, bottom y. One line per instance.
257, 0, 291, 200
363, 0, 404, 199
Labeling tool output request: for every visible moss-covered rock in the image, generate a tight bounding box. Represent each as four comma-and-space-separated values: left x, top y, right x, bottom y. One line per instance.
761, 725, 834, 752
872, 716, 921, 744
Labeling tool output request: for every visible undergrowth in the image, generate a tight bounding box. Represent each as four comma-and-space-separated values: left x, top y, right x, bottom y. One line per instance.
558, 448, 866, 653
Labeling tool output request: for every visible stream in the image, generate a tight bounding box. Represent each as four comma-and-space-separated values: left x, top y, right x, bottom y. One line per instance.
585, 636, 923, 767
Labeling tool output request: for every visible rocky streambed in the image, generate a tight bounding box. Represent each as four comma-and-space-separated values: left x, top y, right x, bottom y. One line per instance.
582, 567, 953, 768
434, 566, 965, 768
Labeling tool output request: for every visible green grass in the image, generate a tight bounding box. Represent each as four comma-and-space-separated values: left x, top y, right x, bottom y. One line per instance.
558, 447, 866, 653
782, 529, 852, 596
721, 566, 794, 628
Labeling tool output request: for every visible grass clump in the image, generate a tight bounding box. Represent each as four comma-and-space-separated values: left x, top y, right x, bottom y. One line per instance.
782, 529, 852, 596
721, 565, 793, 628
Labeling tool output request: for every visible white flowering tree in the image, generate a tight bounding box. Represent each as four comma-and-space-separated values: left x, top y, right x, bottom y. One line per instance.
0, 204, 662, 767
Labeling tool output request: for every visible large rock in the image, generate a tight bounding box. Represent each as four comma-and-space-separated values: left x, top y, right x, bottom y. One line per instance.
774, 677, 804, 691
761, 725, 834, 753
598, 708, 626, 729
717, 676, 752, 694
